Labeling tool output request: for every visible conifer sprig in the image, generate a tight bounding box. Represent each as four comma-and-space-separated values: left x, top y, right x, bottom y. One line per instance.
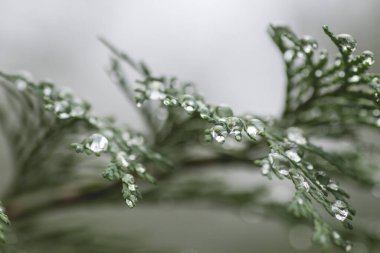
101, 25, 380, 251
0, 24, 379, 252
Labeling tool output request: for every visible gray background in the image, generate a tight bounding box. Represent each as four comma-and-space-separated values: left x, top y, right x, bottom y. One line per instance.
1, 1, 380, 252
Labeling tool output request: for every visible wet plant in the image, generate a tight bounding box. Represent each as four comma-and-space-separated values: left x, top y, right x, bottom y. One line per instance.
1, 25, 380, 252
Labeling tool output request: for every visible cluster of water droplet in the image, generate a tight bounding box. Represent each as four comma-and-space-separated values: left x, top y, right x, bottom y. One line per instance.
122, 173, 139, 208
5, 73, 169, 209
133, 76, 268, 145
12, 76, 89, 120
206, 109, 265, 144
72, 127, 158, 207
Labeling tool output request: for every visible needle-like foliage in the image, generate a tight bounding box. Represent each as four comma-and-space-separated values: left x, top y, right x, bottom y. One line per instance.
1, 24, 380, 252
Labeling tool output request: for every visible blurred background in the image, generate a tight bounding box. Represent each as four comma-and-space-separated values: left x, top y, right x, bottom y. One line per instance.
1, 1, 380, 252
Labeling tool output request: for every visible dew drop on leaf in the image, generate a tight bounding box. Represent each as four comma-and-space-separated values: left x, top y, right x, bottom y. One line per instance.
261, 162, 270, 176
331, 200, 349, 221
70, 100, 87, 117
16, 79, 27, 91
116, 151, 129, 168
327, 180, 339, 191
128, 184, 137, 191
345, 243, 352, 252
163, 95, 178, 106
86, 133, 109, 154
279, 168, 289, 176
314, 70, 323, 78
181, 94, 197, 113
245, 119, 265, 139
335, 34, 357, 53
147, 81, 165, 100
122, 174, 135, 184
226, 117, 244, 141
301, 35, 318, 54
283, 50, 294, 62
362, 50, 375, 66
348, 75, 360, 83
126, 199, 135, 208
136, 164, 146, 174
285, 149, 301, 163
210, 125, 228, 143
215, 105, 233, 118
293, 174, 310, 192
287, 127, 307, 145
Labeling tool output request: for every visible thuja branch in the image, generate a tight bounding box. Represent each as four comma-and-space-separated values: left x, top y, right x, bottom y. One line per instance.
102, 25, 380, 252
1, 24, 380, 253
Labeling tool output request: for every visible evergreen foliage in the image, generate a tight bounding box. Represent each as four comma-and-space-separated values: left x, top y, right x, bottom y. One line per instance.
1, 24, 380, 252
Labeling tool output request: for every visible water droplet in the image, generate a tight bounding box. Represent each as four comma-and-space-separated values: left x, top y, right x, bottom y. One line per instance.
287, 127, 307, 145
306, 163, 314, 170
284, 50, 294, 62
198, 103, 211, 120
70, 100, 87, 117
293, 52, 306, 67
85, 133, 108, 154
331, 200, 349, 221
39, 82, 54, 96
122, 174, 134, 184
128, 135, 144, 146
181, 94, 197, 113
279, 168, 289, 176
301, 36, 318, 54
210, 125, 228, 143
128, 154, 137, 161
327, 180, 339, 191
245, 118, 265, 139
226, 117, 244, 141
215, 105, 233, 118
348, 75, 360, 83
261, 161, 270, 176
335, 34, 357, 53
345, 242, 352, 252
332, 231, 341, 241
293, 174, 310, 192
163, 95, 178, 106
147, 81, 165, 100
126, 199, 135, 208
320, 50, 328, 60
285, 150, 301, 163
128, 184, 137, 191
315, 171, 330, 186
54, 100, 70, 119
116, 152, 129, 168
315, 70, 323, 78
16, 79, 27, 91
268, 151, 286, 169
362, 50, 375, 66
136, 164, 146, 174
